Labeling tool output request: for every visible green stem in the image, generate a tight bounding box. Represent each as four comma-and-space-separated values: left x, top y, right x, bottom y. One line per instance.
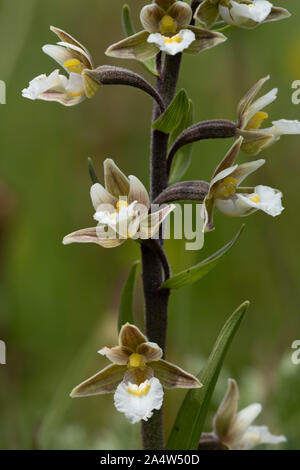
141, 53, 182, 450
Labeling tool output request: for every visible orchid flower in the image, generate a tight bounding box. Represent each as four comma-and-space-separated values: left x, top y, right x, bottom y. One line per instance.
22, 26, 99, 106
63, 159, 175, 248
71, 323, 202, 424
202, 138, 284, 232
106, 0, 226, 60
209, 379, 286, 449
236, 76, 300, 155
195, 0, 290, 30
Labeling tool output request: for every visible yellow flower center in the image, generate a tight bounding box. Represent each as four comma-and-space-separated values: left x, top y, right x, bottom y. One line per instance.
246, 112, 269, 130
160, 15, 178, 34
67, 91, 85, 97
64, 58, 84, 74
216, 176, 238, 199
116, 200, 129, 212
129, 353, 143, 368
163, 35, 183, 44
249, 194, 260, 203
127, 383, 150, 397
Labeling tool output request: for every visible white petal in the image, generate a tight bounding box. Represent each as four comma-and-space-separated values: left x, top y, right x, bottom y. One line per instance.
215, 195, 257, 218
65, 72, 85, 96
42, 45, 74, 70
246, 88, 278, 123
272, 119, 300, 136
90, 183, 116, 210
238, 185, 284, 217
114, 378, 164, 424
228, 403, 262, 446
22, 70, 67, 100
147, 29, 195, 56
220, 1, 272, 25
240, 425, 287, 449
210, 165, 238, 188
22, 69, 85, 106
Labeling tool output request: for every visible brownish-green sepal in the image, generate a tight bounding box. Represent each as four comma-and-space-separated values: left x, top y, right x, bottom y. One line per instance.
194, 0, 220, 29
154, 0, 177, 10
83, 70, 100, 99
238, 129, 274, 155
106, 31, 158, 61
185, 26, 226, 55
70, 364, 127, 397
264, 7, 291, 24
150, 360, 202, 389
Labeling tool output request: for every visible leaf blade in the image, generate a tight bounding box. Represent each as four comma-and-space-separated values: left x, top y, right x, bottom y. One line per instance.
167, 300, 250, 450
169, 100, 194, 184
152, 89, 190, 134
118, 261, 140, 332
161, 225, 244, 290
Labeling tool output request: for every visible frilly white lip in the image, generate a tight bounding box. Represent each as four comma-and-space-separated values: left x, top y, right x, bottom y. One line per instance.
216, 185, 284, 218
22, 70, 86, 106
219, 0, 272, 26
147, 29, 195, 56
114, 378, 164, 424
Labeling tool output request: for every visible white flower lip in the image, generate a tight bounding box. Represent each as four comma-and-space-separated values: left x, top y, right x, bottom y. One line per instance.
147, 29, 195, 56
271, 119, 300, 136
219, 0, 273, 26
22, 70, 68, 100
238, 185, 284, 217
114, 378, 164, 424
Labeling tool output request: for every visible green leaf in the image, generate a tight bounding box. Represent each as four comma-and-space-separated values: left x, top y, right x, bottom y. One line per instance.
167, 300, 250, 450
122, 4, 135, 37
169, 100, 194, 184
87, 157, 99, 184
122, 4, 158, 76
118, 261, 140, 332
152, 89, 190, 134
161, 225, 244, 290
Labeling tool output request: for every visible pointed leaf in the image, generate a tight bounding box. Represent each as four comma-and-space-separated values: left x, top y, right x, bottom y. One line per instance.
167, 300, 250, 450
118, 261, 140, 332
122, 4, 158, 76
161, 225, 244, 290
153, 89, 190, 134
169, 100, 194, 184
122, 4, 135, 37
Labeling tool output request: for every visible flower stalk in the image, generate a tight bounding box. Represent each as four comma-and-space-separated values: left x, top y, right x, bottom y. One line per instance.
167, 119, 237, 176
141, 52, 183, 450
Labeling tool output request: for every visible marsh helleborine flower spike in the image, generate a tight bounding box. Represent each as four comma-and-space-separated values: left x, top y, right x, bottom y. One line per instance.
202, 137, 284, 232
195, 0, 290, 30
210, 379, 286, 449
71, 323, 202, 424
106, 0, 226, 60
236, 76, 300, 155
22, 26, 99, 106
63, 159, 175, 248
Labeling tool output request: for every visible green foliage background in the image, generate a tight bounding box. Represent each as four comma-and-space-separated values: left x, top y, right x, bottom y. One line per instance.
0, 0, 299, 449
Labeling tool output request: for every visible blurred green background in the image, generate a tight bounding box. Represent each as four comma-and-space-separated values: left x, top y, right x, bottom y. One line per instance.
0, 0, 299, 450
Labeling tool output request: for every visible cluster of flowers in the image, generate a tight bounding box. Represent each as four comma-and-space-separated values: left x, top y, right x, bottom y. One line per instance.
21, 1, 294, 449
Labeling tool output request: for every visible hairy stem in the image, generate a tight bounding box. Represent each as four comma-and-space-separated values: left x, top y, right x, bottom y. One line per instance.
167, 120, 237, 176
141, 53, 182, 450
